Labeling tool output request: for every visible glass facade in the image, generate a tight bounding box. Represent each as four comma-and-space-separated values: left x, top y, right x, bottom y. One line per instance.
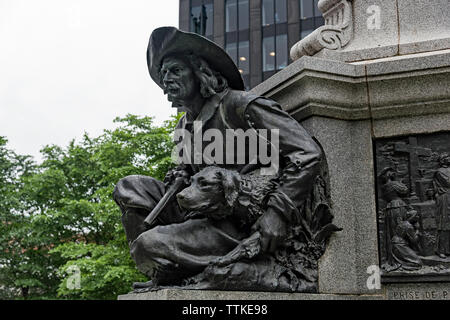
262, 37, 275, 72
262, 0, 288, 25
299, 0, 324, 39
184, 0, 326, 88
190, 0, 214, 39
262, 33, 288, 73
225, 0, 249, 32
276, 34, 288, 70
238, 0, 249, 30
225, 0, 250, 88
300, 0, 314, 19
262, 0, 288, 79
262, 0, 274, 26
275, 0, 287, 24
225, 0, 238, 32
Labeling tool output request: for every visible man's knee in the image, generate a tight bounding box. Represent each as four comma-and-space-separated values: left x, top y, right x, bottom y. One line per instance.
130, 228, 164, 260
113, 175, 164, 209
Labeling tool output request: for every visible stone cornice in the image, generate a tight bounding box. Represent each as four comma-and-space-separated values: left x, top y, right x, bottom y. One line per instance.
252, 51, 450, 122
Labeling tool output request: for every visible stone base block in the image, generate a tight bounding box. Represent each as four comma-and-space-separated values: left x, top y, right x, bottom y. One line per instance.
117, 289, 384, 300
385, 283, 450, 300
118, 287, 450, 300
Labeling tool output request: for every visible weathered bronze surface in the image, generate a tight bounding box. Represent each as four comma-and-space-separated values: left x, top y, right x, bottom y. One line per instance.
375, 132, 450, 282
113, 27, 340, 292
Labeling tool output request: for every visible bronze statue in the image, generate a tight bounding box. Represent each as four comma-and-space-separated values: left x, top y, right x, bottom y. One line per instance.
113, 27, 339, 292
375, 134, 450, 281
378, 167, 422, 271
434, 153, 450, 258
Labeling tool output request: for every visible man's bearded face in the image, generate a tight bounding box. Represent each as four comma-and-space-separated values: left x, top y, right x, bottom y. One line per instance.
160, 57, 199, 103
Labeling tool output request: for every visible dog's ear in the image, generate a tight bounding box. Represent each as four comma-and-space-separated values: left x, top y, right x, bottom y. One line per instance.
219, 170, 240, 208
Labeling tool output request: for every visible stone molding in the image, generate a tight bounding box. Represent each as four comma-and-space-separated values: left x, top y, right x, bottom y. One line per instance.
292, 0, 450, 63
117, 284, 450, 300
118, 288, 384, 300
290, 0, 353, 61
252, 51, 450, 122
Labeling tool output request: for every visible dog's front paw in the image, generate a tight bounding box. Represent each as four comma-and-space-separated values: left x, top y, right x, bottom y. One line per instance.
209, 256, 233, 267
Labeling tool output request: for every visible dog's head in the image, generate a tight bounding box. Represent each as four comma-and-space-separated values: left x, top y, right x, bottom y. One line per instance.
176, 166, 241, 219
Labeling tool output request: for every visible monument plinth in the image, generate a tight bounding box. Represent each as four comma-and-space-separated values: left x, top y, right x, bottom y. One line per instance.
119, 0, 450, 300
253, 0, 450, 298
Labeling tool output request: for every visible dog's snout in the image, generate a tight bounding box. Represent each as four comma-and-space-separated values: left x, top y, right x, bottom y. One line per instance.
176, 192, 185, 201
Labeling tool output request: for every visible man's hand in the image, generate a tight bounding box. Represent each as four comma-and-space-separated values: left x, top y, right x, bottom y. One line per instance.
164, 167, 190, 187
252, 209, 288, 253
209, 231, 262, 267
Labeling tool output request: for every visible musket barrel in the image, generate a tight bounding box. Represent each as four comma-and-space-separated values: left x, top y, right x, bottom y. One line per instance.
143, 177, 185, 227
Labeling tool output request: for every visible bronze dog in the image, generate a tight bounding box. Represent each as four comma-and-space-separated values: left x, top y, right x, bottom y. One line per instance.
176, 166, 284, 266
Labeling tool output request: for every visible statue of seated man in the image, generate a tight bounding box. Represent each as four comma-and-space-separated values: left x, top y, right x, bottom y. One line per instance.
113, 27, 326, 292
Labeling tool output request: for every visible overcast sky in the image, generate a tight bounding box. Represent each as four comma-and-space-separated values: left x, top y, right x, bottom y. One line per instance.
0, 0, 179, 162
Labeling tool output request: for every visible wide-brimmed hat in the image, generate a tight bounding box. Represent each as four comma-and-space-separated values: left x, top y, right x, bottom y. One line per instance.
147, 26, 244, 91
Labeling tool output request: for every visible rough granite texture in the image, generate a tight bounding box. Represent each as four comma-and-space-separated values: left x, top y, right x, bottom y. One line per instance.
118, 289, 384, 300
252, 51, 450, 123
301, 117, 381, 295
314, 0, 400, 62
310, 0, 450, 62
248, 43, 450, 296
363, 50, 450, 120
372, 113, 450, 139
349, 0, 399, 52
398, 0, 450, 53
118, 285, 450, 300
384, 283, 450, 300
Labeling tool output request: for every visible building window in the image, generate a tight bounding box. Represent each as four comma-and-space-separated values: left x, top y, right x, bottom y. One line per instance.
225, 0, 250, 88
225, 0, 238, 32
299, 0, 324, 39
262, 0, 287, 26
275, 34, 288, 69
262, 0, 275, 26
190, 0, 214, 38
226, 0, 249, 32
262, 0, 288, 78
300, 0, 314, 19
238, 0, 250, 30
262, 34, 287, 72
262, 37, 275, 72
226, 40, 250, 88
275, 0, 287, 24
238, 41, 250, 75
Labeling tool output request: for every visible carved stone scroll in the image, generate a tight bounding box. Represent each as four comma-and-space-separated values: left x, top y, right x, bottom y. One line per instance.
290, 0, 353, 61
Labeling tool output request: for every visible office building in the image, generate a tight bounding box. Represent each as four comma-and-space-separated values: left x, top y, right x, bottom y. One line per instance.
179, 0, 324, 89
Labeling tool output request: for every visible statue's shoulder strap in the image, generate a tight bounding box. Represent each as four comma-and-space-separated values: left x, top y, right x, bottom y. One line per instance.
221, 89, 263, 125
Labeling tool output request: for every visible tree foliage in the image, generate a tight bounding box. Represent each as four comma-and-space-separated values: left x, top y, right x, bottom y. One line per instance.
0, 114, 180, 299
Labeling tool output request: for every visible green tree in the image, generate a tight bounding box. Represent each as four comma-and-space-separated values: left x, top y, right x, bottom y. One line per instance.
0, 137, 36, 299
0, 114, 181, 299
